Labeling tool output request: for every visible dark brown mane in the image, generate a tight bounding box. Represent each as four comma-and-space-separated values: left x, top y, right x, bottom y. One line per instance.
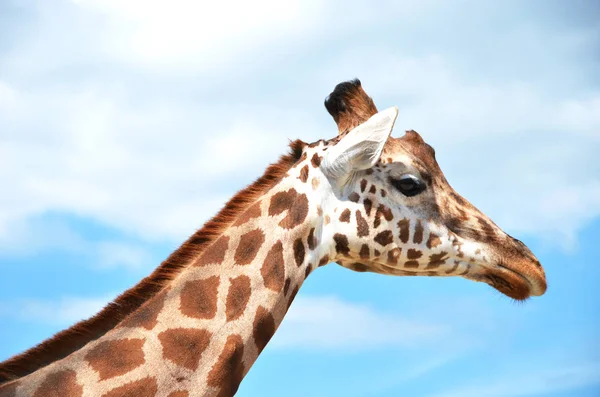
0, 140, 306, 384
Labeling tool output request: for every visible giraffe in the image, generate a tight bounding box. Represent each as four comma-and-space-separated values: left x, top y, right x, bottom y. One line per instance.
0, 79, 547, 397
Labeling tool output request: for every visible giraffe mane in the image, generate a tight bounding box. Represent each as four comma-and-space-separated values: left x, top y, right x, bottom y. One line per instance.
0, 139, 306, 384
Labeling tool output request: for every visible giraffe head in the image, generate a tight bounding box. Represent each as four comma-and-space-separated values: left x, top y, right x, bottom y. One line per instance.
313, 80, 546, 301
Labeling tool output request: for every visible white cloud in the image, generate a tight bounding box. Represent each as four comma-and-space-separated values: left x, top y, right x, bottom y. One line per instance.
6, 294, 116, 325
66, 0, 327, 71
0, 0, 598, 253
271, 295, 450, 351
0, 216, 154, 271
95, 241, 152, 270
428, 362, 600, 397
357, 352, 465, 396
0, 215, 85, 256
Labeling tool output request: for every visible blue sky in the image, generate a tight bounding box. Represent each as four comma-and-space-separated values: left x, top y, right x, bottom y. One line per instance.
0, 0, 599, 396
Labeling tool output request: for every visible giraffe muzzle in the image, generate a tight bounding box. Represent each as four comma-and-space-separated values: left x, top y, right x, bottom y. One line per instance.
479, 255, 547, 300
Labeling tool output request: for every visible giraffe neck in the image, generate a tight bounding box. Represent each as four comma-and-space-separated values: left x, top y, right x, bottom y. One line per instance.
149, 191, 325, 396
2, 146, 332, 397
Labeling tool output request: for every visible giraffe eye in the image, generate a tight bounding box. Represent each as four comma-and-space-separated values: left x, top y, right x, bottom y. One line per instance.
391, 175, 425, 197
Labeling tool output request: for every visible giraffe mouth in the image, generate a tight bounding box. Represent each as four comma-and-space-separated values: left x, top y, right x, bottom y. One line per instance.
343, 258, 542, 301
480, 263, 534, 301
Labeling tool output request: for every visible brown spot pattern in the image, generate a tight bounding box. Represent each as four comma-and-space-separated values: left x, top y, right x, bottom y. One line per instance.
356, 211, 370, 237
233, 202, 262, 227
293, 238, 305, 267
85, 339, 145, 381
180, 276, 220, 319
333, 234, 350, 256
278, 192, 309, 230
398, 219, 410, 243
348, 192, 360, 202
234, 229, 265, 265
311, 153, 322, 167
387, 248, 401, 264
427, 233, 442, 249
319, 255, 330, 266
374, 204, 393, 228
369, 185, 377, 194
404, 260, 420, 268
299, 165, 309, 183
262, 241, 285, 292
269, 190, 296, 216
196, 235, 230, 266
158, 328, 211, 371
359, 244, 370, 259
407, 248, 423, 259
427, 252, 449, 268
207, 334, 245, 397
119, 289, 168, 330
283, 277, 291, 296
102, 377, 157, 397
350, 262, 369, 272
253, 306, 275, 353
339, 209, 351, 222
305, 263, 312, 278
360, 179, 367, 192
33, 370, 82, 397
413, 220, 424, 244
363, 198, 373, 216
307, 227, 316, 250
226, 276, 251, 322
374, 230, 393, 246
340, 208, 351, 223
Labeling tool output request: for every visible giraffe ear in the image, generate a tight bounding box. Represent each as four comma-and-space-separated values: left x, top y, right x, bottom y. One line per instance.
322, 106, 398, 183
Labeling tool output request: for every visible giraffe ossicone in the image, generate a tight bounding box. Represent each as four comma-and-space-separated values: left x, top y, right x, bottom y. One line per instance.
0, 79, 546, 397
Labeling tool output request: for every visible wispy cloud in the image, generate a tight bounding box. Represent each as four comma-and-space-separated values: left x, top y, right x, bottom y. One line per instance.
2, 293, 116, 325
428, 362, 600, 397
65, 0, 328, 72
95, 241, 153, 270
0, 215, 155, 270
1, 0, 598, 254
271, 295, 451, 351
